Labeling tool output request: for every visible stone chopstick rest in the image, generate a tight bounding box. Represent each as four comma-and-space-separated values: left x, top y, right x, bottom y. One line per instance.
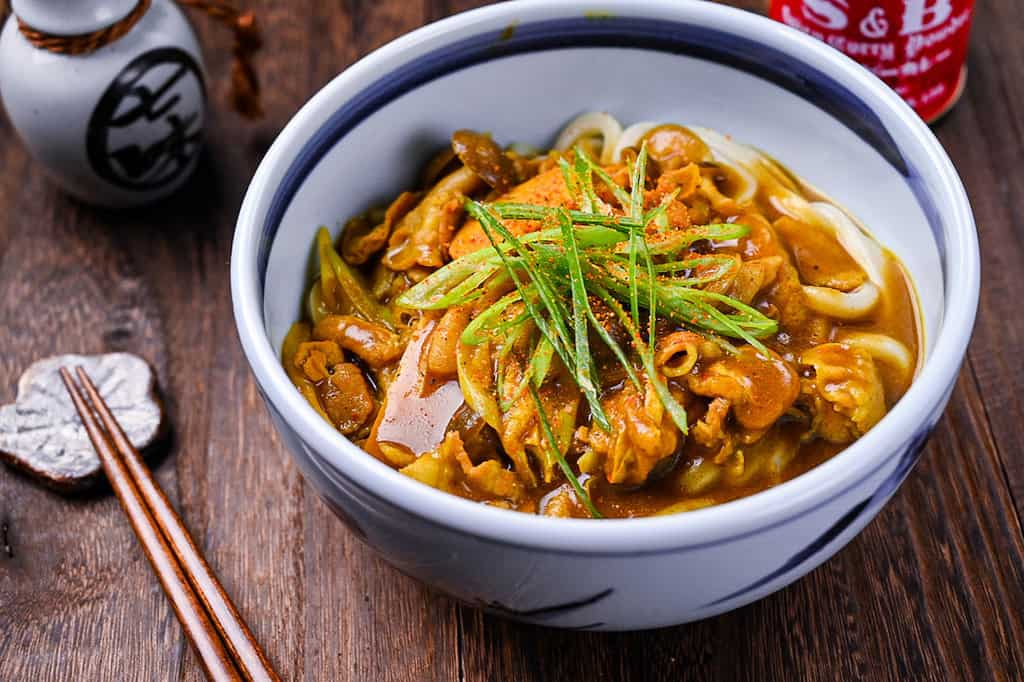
0, 353, 166, 492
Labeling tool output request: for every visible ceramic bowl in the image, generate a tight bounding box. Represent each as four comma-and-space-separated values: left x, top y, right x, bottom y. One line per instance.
231, 0, 979, 629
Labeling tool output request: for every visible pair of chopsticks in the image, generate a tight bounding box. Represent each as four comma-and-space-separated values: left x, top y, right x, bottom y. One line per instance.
60, 367, 279, 682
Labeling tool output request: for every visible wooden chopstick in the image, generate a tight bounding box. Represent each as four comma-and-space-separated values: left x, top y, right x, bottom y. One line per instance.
59, 368, 242, 681
71, 367, 279, 682
61, 367, 279, 682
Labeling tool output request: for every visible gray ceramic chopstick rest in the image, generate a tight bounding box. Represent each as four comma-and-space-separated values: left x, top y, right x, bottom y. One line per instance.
0, 0, 207, 207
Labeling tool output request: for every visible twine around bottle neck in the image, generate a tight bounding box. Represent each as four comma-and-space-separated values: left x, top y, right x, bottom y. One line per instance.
3, 0, 262, 118
15, 0, 152, 55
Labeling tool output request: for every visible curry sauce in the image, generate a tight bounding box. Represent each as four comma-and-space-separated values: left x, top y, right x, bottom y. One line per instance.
282, 116, 921, 519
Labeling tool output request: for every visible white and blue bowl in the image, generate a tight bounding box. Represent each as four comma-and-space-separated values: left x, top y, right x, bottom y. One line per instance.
231, 0, 979, 629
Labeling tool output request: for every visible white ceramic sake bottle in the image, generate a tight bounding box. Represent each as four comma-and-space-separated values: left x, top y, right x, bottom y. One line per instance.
0, 0, 207, 207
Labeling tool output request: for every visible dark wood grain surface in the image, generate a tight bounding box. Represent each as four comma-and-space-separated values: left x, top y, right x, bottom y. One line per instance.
1, 1, 1021, 680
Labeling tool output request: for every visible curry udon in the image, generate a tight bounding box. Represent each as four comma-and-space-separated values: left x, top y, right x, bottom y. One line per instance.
281, 114, 921, 518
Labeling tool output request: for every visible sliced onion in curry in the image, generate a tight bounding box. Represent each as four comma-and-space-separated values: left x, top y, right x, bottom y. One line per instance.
281, 115, 922, 519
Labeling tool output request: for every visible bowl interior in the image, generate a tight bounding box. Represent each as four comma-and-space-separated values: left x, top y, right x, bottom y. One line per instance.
263, 46, 944, 354
236, 3, 976, 550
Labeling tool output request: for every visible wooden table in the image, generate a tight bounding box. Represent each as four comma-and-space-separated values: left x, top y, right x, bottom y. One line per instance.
2, 1, 1021, 679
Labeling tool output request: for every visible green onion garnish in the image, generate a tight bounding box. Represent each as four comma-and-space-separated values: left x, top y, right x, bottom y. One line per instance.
395, 145, 781, 497
528, 382, 602, 518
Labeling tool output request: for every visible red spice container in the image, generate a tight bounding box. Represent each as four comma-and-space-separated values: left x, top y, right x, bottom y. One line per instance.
770, 1, 976, 123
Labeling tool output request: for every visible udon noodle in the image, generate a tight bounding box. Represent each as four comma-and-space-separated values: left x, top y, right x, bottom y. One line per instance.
281, 114, 921, 518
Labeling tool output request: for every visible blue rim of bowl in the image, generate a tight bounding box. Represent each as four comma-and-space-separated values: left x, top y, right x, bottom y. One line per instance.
234, 1, 977, 557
